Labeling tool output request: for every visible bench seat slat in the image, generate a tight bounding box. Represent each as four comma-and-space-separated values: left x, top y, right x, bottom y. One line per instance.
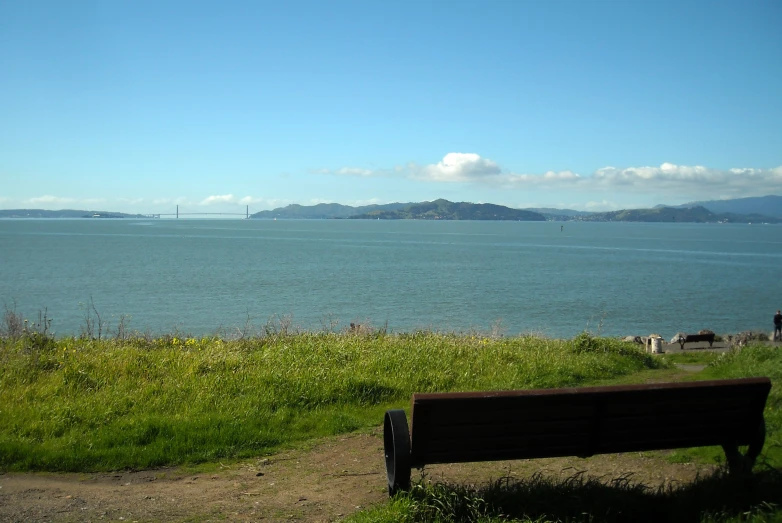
412, 404, 594, 425
414, 418, 755, 454
415, 413, 754, 443
413, 390, 761, 415
411, 404, 761, 438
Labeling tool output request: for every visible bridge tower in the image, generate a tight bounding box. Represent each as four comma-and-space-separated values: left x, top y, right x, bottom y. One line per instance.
176, 205, 179, 219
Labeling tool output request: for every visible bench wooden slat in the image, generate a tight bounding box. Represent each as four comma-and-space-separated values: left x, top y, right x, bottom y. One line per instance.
415, 418, 756, 457
416, 412, 753, 444
411, 396, 756, 426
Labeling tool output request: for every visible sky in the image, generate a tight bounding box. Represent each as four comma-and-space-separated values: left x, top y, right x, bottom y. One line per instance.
1, 0, 781, 214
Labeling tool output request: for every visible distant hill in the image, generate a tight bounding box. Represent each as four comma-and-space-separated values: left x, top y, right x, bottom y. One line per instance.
524, 207, 593, 221
0, 209, 148, 218
670, 195, 782, 218
250, 202, 408, 219
349, 199, 546, 221
578, 205, 779, 223
524, 207, 592, 217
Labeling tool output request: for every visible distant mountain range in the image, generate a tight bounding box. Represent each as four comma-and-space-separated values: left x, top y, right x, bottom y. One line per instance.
578, 205, 779, 224
346, 199, 546, 221
249, 202, 408, 219
525, 208, 593, 218
3, 195, 781, 223
664, 195, 782, 218
0, 209, 148, 219
253, 197, 781, 223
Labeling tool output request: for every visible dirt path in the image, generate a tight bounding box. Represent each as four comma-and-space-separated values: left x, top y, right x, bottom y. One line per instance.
0, 427, 716, 523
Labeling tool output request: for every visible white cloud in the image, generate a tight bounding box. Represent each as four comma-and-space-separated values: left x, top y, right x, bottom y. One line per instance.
153, 197, 189, 205
345, 197, 384, 206
583, 200, 625, 212
194, 195, 271, 207
317, 152, 502, 182
320, 154, 782, 204
590, 163, 782, 196
415, 153, 501, 182
238, 196, 265, 205
543, 170, 580, 181
262, 199, 294, 210
200, 194, 236, 205
336, 167, 374, 177
27, 195, 75, 204
315, 167, 376, 177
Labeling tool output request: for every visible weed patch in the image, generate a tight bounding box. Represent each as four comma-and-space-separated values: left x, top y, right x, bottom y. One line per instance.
0, 331, 665, 472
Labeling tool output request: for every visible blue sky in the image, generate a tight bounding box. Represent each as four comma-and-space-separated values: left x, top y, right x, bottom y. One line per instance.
1, 0, 780, 214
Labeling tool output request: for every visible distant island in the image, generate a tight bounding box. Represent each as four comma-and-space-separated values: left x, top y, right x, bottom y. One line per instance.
669, 195, 782, 219
345, 199, 546, 221
0, 209, 150, 219
253, 196, 781, 223
249, 202, 409, 220
575, 205, 780, 224
2, 195, 780, 223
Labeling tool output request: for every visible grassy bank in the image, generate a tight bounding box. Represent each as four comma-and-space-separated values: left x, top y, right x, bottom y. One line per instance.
0, 329, 663, 472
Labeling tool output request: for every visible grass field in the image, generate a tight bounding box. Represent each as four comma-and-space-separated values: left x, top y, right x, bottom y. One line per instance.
0, 327, 665, 471
1, 317, 780, 522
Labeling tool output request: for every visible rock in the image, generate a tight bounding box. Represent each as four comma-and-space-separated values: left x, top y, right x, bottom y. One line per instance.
732, 331, 768, 346
670, 332, 687, 344
698, 329, 715, 335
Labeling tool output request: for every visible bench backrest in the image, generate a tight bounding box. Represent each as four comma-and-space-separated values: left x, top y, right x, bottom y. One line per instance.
685, 334, 715, 343
408, 378, 770, 467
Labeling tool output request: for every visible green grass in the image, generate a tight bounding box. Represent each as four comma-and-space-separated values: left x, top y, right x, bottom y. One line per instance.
349, 343, 782, 523
662, 352, 724, 366
3, 326, 781, 522
663, 344, 782, 469
347, 468, 782, 523
0, 330, 664, 472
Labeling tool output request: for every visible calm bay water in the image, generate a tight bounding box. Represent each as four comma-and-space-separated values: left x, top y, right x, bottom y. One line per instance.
0, 219, 779, 339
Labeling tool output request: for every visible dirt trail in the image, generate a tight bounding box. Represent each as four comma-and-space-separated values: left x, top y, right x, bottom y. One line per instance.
0, 428, 715, 523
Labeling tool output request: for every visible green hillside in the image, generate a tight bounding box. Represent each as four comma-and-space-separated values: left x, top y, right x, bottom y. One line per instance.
250, 202, 408, 219
349, 199, 546, 221
579, 205, 779, 223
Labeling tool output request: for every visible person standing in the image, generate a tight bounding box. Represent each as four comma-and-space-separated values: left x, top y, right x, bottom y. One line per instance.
774, 310, 782, 341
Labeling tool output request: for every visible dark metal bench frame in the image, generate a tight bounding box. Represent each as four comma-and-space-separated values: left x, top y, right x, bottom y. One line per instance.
678, 333, 716, 350
384, 377, 771, 495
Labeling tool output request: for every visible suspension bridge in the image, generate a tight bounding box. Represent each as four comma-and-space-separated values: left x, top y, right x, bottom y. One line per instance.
145, 205, 252, 219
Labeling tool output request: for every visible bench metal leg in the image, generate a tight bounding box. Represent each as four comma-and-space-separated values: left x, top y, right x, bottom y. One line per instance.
722, 418, 766, 475
384, 409, 411, 496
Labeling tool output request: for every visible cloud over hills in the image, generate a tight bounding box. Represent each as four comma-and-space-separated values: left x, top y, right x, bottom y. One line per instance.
323, 153, 782, 199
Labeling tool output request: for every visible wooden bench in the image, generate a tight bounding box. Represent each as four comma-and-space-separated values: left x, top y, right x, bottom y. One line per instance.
383, 377, 771, 495
677, 333, 716, 350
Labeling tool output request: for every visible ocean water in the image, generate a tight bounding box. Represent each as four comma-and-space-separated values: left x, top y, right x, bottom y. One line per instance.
0, 219, 779, 339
